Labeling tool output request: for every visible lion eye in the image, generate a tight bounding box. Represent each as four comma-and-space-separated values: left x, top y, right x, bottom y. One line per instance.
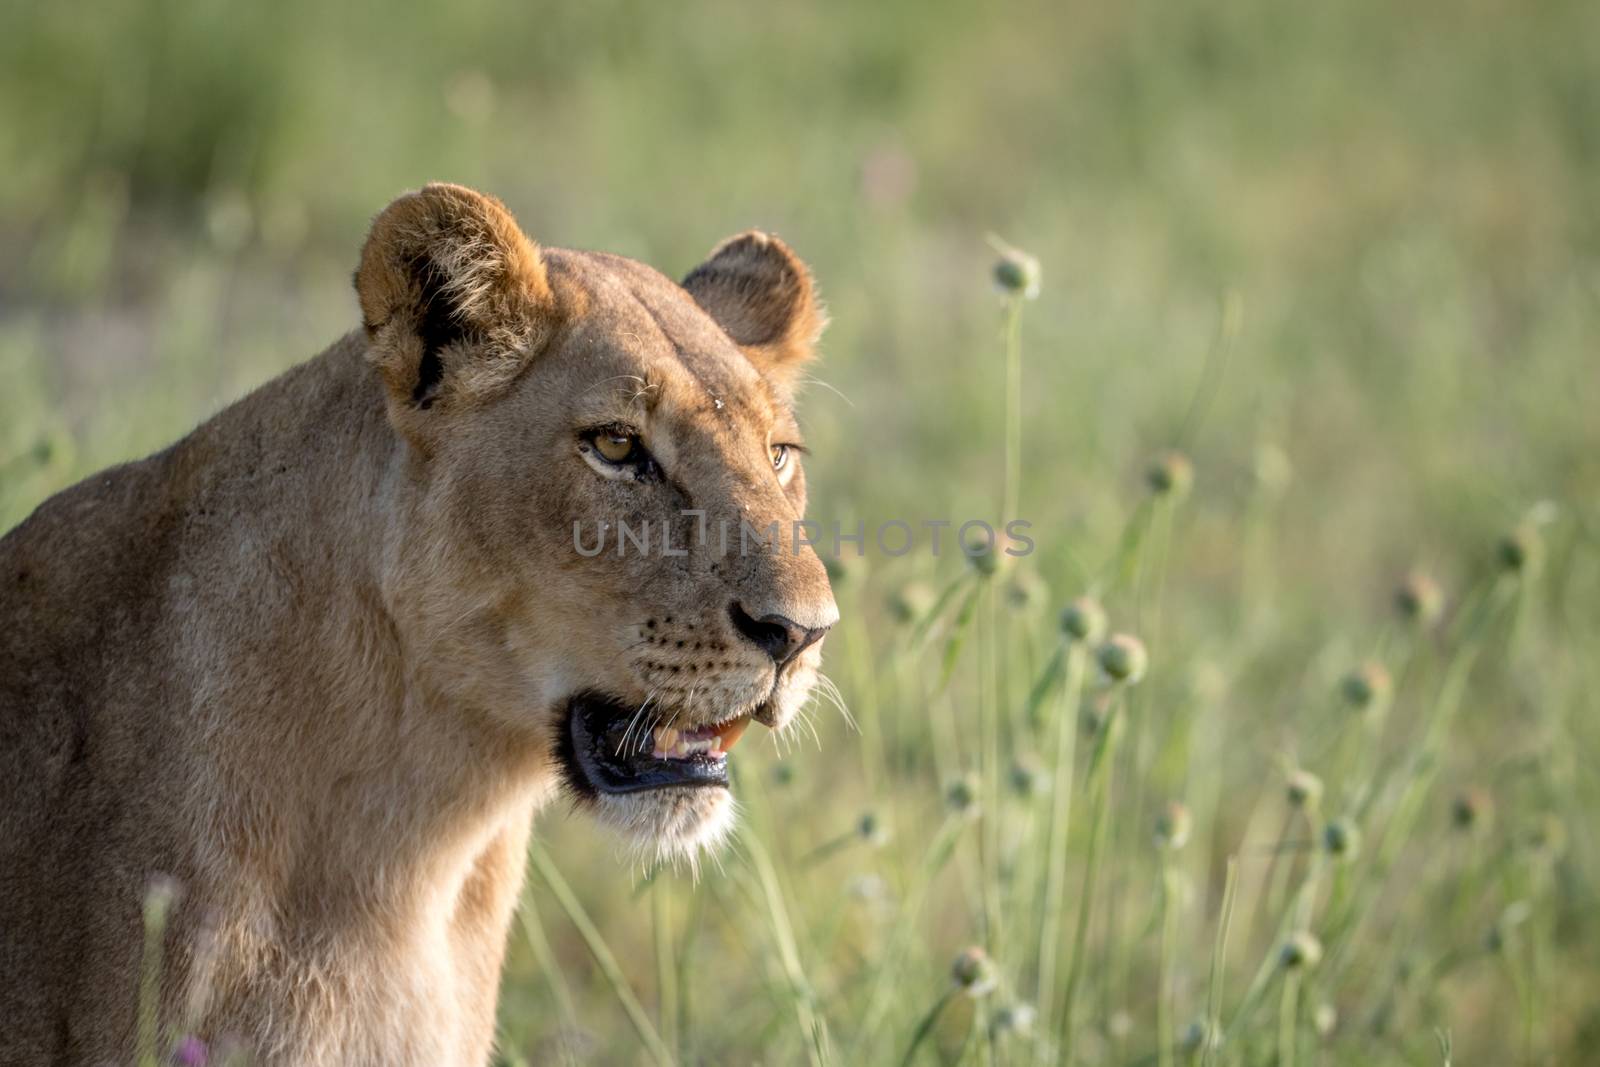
770, 444, 789, 471
593, 432, 640, 464
580, 424, 662, 481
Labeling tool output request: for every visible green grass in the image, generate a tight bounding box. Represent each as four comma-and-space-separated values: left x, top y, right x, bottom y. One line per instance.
3, 0, 1598, 1062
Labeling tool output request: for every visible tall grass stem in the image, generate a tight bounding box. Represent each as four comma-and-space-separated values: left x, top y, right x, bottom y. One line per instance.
1033, 644, 1088, 1058
1201, 858, 1240, 1067
1057, 692, 1124, 1059
1002, 294, 1023, 523
528, 842, 675, 1067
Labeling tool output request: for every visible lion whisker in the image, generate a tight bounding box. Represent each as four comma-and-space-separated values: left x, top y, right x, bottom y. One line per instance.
617, 690, 660, 755
795, 702, 823, 751
796, 373, 854, 408
812, 671, 856, 732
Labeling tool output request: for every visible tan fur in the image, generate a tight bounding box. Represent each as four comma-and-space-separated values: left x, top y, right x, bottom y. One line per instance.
682, 230, 827, 396
0, 184, 836, 1066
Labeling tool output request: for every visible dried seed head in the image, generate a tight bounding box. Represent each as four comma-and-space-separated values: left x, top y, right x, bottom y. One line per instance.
847, 873, 888, 902
1155, 801, 1193, 850
965, 528, 1023, 578
1339, 661, 1392, 713
1521, 814, 1567, 859
1485, 901, 1533, 953
856, 811, 890, 847
945, 772, 981, 817
1096, 633, 1149, 685
1004, 568, 1049, 614
991, 1002, 1036, 1038
1059, 596, 1108, 644
887, 581, 936, 626
1450, 787, 1493, 833
992, 248, 1041, 299
951, 946, 998, 996
1496, 523, 1542, 575
1279, 931, 1324, 970
1322, 818, 1362, 861
1394, 570, 1444, 626
1008, 755, 1049, 801
968, 547, 1001, 577
1286, 769, 1324, 809
1145, 450, 1195, 498
822, 553, 865, 589
1179, 1018, 1223, 1054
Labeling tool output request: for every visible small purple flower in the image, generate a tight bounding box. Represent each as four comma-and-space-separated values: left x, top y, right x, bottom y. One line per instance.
170, 1035, 208, 1067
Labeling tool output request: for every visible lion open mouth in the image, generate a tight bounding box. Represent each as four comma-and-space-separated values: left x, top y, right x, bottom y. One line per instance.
563, 694, 753, 795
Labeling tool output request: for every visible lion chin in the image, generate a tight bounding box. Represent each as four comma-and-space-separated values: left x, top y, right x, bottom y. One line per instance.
593, 786, 739, 870
552, 691, 787, 868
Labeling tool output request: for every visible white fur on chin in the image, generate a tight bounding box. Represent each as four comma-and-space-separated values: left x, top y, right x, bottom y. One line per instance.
591, 783, 738, 875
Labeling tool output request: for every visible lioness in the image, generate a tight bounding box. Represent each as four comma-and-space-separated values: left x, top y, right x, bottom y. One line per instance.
0, 184, 838, 1066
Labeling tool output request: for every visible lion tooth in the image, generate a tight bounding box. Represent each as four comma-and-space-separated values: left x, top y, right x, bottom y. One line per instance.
646, 723, 737, 761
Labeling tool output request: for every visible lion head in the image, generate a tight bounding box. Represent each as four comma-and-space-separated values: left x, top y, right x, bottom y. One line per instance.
353, 184, 837, 863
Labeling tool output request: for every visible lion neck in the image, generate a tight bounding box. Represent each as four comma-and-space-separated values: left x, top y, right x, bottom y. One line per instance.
179, 332, 553, 939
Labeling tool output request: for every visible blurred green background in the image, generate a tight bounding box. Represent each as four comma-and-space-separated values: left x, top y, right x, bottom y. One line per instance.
2, 1, 1597, 1063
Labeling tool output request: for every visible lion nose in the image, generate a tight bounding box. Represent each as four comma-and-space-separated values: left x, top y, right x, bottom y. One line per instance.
729, 602, 830, 670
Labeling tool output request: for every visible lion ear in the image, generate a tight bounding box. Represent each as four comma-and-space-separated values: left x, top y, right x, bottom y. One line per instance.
682, 231, 826, 391
355, 183, 558, 431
